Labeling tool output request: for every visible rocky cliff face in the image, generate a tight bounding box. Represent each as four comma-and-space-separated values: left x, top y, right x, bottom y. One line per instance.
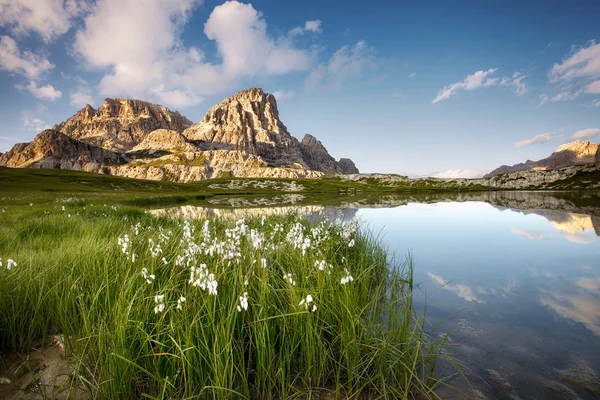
299, 134, 342, 173
338, 158, 359, 174
0, 130, 126, 171
54, 98, 193, 152
485, 140, 599, 178
0, 88, 357, 182
183, 88, 307, 167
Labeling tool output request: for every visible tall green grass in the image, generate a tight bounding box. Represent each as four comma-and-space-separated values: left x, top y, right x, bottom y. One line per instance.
0, 203, 448, 399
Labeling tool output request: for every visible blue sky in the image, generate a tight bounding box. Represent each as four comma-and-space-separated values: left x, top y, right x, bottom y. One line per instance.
1, 0, 600, 177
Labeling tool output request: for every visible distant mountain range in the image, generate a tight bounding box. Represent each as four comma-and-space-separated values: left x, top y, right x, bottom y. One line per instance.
485, 140, 600, 178
0, 88, 358, 182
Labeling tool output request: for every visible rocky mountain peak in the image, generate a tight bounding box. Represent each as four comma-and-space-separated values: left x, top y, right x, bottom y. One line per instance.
183, 88, 305, 167
53, 98, 193, 152
554, 140, 597, 156
301, 134, 327, 152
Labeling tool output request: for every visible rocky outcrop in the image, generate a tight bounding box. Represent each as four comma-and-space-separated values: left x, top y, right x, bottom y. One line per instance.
0, 130, 126, 171
485, 140, 599, 178
54, 98, 193, 152
338, 158, 359, 174
107, 150, 323, 182
299, 134, 342, 173
131, 129, 196, 153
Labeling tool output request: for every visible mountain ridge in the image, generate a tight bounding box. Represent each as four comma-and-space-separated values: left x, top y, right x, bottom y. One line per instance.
485, 140, 600, 178
0, 88, 359, 181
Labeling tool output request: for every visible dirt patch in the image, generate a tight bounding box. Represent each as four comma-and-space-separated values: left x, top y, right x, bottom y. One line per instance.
0, 336, 88, 400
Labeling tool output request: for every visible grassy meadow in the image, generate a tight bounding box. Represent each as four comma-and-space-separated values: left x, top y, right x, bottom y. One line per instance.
0, 169, 454, 399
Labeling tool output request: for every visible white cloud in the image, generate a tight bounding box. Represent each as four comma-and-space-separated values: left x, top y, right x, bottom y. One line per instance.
22, 111, 50, 132
591, 99, 600, 107
515, 132, 556, 148
432, 68, 497, 103
409, 72, 416, 78
70, 89, 93, 108
432, 68, 529, 103
510, 228, 545, 240
272, 90, 294, 100
17, 80, 62, 101
73, 0, 314, 108
289, 20, 322, 36
0, 0, 91, 42
0, 36, 54, 79
547, 41, 600, 102
539, 94, 550, 105
571, 128, 600, 141
433, 169, 483, 179
306, 40, 376, 89
586, 80, 600, 94
551, 41, 600, 83
304, 20, 322, 33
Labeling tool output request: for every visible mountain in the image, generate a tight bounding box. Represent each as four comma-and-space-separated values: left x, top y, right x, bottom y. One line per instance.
0, 130, 126, 171
485, 140, 600, 178
0, 89, 358, 182
53, 98, 193, 153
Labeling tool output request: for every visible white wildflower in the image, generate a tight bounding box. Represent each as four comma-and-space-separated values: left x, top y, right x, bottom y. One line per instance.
299, 294, 316, 312
260, 258, 267, 269
154, 295, 165, 314
6, 259, 17, 270
177, 296, 186, 310
341, 268, 354, 285
141, 268, 155, 284
285, 273, 296, 286
237, 291, 249, 312
348, 239, 355, 248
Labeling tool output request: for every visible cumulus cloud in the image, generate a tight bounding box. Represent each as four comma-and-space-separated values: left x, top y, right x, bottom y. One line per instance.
433, 169, 483, 179
289, 20, 322, 36
16, 80, 62, 101
515, 132, 557, 148
409, 72, 416, 78
0, 36, 54, 79
591, 99, 600, 107
73, 0, 314, 108
547, 41, 600, 102
432, 69, 529, 103
0, 0, 91, 42
571, 128, 600, 141
306, 40, 376, 89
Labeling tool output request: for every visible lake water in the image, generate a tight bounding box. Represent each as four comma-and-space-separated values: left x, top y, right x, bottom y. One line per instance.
151, 191, 600, 399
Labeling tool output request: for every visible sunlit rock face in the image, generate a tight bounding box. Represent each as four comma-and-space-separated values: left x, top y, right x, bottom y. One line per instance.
53, 98, 193, 152
183, 88, 308, 168
0, 129, 126, 171
485, 140, 600, 178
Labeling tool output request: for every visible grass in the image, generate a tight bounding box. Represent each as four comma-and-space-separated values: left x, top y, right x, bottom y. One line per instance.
0, 201, 450, 399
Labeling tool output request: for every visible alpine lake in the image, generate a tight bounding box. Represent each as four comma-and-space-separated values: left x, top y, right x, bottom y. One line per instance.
1, 170, 600, 399
150, 190, 600, 399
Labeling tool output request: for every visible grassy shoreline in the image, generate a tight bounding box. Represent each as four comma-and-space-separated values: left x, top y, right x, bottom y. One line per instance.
0, 202, 448, 399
